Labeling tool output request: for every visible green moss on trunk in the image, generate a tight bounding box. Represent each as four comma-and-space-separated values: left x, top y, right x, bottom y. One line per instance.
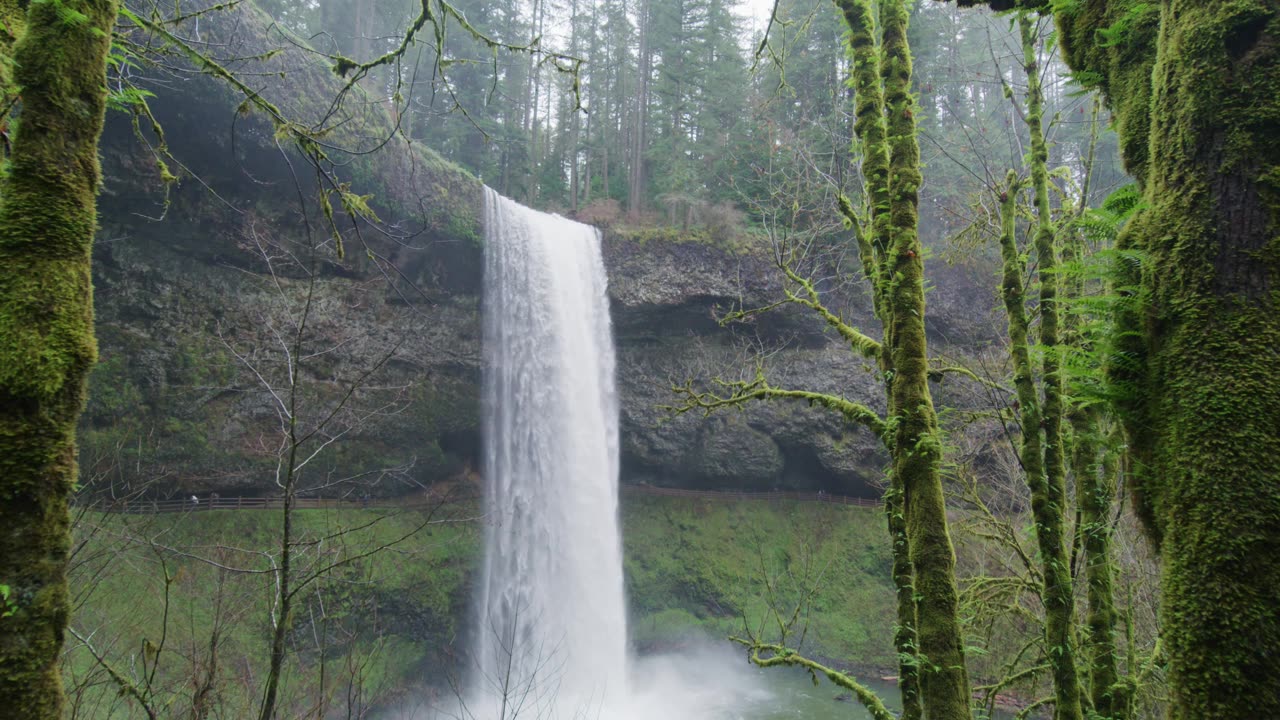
884, 485, 922, 720
1063, 98, 1124, 720
1114, 3, 1280, 716
1061, 0, 1280, 716
0, 0, 21, 106
950, 1, 1280, 714
1072, 421, 1125, 719
881, 3, 971, 718
0, 1, 120, 716
996, 171, 1042, 487
833, 3, 972, 717
838, 0, 892, 321
835, 2, 924, 717
1019, 14, 1083, 720
1055, 1, 1159, 185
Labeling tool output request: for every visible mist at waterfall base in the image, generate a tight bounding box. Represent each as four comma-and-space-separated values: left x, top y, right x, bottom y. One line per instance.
392, 189, 888, 720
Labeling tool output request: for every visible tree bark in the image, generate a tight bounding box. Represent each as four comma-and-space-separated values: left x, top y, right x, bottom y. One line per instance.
1064, 95, 1125, 720
1073, 421, 1125, 719
947, 1, 1280, 714
837, 1, 919, 716
0, 1, 119, 717
1019, 15, 1083, 720
1113, 4, 1280, 716
882, 2, 972, 717
629, 0, 651, 217
1060, 2, 1280, 716
836, 3, 972, 717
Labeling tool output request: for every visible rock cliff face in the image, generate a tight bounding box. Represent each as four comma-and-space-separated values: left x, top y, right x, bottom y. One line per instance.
604, 232, 886, 496
607, 233, 996, 496
82, 5, 999, 500
88, 181, 995, 499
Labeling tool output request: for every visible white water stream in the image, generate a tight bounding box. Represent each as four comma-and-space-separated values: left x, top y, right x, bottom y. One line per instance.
471, 188, 629, 716
452, 189, 798, 720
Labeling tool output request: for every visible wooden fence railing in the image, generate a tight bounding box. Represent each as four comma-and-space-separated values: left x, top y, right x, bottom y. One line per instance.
79, 495, 476, 515
621, 485, 882, 507
81, 486, 881, 515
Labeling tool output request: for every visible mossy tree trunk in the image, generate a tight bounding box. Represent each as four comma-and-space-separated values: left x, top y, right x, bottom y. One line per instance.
1018, 14, 1083, 720
0, 1, 120, 717
997, 164, 1086, 719
835, 2, 972, 717
836, 2, 922, 717
881, 4, 972, 718
1063, 96, 1126, 719
1061, 3, 1280, 716
1072, 422, 1125, 718
954, 1, 1280, 716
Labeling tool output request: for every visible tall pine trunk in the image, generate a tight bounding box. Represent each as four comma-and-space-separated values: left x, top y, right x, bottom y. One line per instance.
628, 0, 650, 217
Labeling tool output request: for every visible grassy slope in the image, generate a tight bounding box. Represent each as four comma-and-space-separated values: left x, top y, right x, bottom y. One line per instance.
65, 504, 481, 717
623, 495, 895, 667
65, 497, 894, 715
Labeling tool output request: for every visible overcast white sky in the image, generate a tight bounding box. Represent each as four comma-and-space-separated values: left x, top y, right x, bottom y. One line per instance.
738, 0, 781, 37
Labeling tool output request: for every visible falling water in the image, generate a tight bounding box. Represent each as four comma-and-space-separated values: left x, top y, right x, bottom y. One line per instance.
473, 187, 628, 715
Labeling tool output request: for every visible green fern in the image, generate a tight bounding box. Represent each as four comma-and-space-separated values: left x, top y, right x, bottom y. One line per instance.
1059, 185, 1146, 407
1095, 3, 1156, 48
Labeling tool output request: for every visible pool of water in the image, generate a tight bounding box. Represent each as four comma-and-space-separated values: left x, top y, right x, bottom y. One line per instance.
393, 647, 1015, 720
736, 667, 905, 719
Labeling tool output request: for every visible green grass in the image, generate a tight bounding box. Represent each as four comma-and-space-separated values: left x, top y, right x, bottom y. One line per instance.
64, 496, 896, 716
622, 495, 896, 667
64, 504, 480, 718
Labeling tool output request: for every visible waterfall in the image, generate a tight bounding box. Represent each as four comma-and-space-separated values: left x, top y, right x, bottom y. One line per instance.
473, 187, 628, 714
